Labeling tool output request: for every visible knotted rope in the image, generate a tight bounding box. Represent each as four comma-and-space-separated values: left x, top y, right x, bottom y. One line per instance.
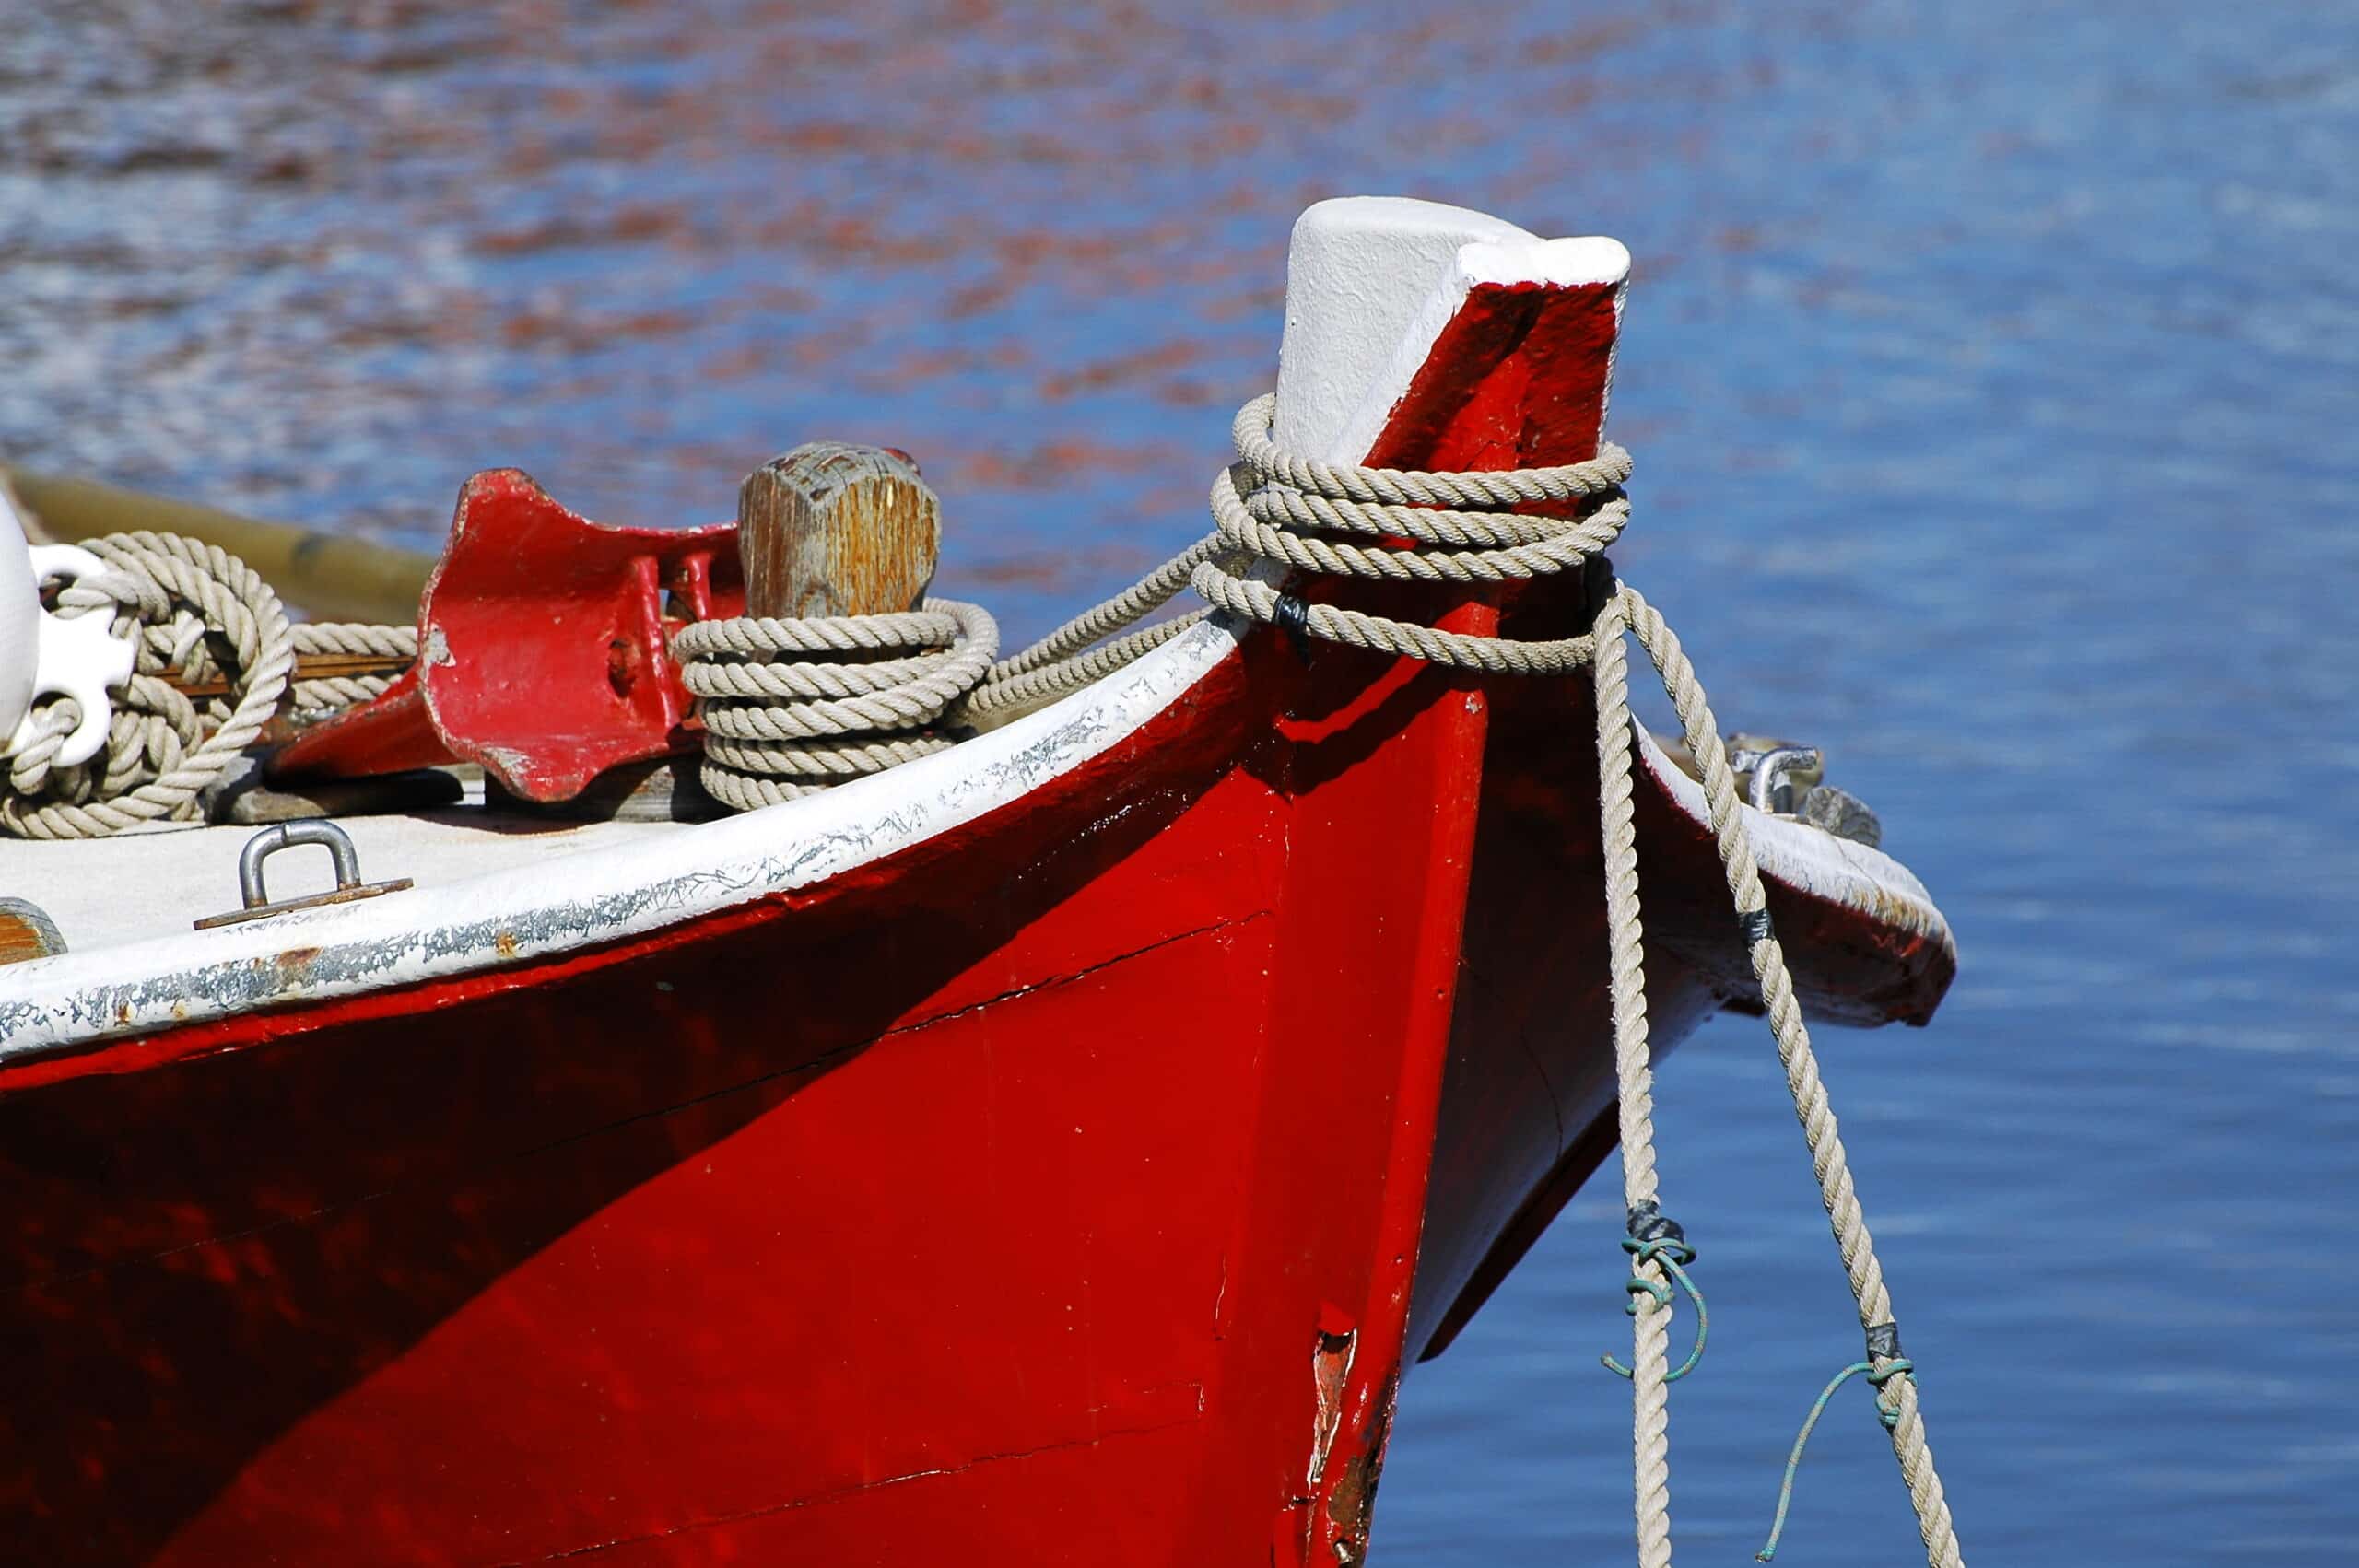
671, 600, 998, 812
1593, 564, 1965, 1568
4, 532, 413, 840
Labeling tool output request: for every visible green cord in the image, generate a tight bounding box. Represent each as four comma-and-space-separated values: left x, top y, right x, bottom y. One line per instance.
1600, 1238, 1709, 1383
1755, 1358, 1916, 1562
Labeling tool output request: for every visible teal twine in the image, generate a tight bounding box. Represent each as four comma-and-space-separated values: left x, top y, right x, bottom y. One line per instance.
1755, 1358, 1917, 1562
1600, 1237, 1708, 1383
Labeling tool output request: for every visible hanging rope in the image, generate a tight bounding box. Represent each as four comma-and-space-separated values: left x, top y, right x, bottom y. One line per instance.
1591, 576, 1683, 1568
3, 532, 412, 840
1609, 586, 1966, 1568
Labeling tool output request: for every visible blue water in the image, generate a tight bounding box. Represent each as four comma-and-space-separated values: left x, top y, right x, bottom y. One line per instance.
5, 2, 2355, 1562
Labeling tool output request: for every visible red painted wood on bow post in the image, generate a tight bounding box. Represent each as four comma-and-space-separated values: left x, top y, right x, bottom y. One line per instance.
1233, 273, 1632, 1564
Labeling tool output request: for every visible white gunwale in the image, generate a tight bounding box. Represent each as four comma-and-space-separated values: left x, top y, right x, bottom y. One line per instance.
0, 614, 1948, 1059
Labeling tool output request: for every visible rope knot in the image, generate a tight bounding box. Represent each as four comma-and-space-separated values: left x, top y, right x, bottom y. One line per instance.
1602, 1204, 1708, 1383
1623, 1199, 1696, 1263
1189, 392, 1634, 675
1864, 1356, 1917, 1430
1861, 1323, 1914, 1429
1755, 1329, 1925, 1562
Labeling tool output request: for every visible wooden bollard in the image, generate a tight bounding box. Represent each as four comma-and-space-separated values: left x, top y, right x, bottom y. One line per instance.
739, 443, 939, 619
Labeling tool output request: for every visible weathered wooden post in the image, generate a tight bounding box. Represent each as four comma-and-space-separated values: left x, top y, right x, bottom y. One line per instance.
738, 443, 939, 620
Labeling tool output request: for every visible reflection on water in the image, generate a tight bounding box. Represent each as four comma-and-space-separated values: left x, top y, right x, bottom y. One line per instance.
6, 2, 2355, 1562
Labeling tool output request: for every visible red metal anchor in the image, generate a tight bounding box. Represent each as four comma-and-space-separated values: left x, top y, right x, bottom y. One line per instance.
268, 469, 743, 802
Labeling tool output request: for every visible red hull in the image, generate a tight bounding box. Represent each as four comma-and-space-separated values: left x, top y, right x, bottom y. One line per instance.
0, 614, 1947, 1566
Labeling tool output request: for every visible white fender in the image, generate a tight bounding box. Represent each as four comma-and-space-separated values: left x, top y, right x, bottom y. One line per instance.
0, 487, 135, 768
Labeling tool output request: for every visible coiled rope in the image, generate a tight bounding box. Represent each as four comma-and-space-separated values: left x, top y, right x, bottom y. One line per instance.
671, 600, 997, 812
678, 391, 1636, 786
944, 393, 1636, 720
4, 532, 412, 840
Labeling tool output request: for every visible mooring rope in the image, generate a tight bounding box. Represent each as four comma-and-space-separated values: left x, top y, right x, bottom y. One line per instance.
3, 532, 412, 840
1606, 583, 1964, 1568
936, 393, 1967, 1568
682, 391, 1635, 792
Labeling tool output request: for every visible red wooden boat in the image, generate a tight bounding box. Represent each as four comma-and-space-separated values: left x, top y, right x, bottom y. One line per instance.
0, 198, 1953, 1565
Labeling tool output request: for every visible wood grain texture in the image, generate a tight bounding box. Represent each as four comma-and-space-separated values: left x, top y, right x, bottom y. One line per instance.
0, 897, 66, 965
738, 443, 939, 619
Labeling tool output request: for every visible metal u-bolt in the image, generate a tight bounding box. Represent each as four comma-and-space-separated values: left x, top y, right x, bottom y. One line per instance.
237, 820, 365, 909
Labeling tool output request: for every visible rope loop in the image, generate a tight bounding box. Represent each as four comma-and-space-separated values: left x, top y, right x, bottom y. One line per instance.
955, 392, 1634, 720
1191, 393, 1631, 673
1602, 1242, 1709, 1384
1754, 1353, 1924, 1562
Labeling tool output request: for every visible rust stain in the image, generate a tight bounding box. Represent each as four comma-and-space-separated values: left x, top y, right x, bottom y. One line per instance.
1297, 1312, 1394, 1566
1323, 1369, 1398, 1566
495, 930, 518, 959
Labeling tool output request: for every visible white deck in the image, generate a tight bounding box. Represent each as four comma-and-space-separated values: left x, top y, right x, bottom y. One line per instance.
1, 800, 672, 958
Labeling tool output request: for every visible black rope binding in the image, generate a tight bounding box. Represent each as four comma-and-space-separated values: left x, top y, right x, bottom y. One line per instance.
1272, 591, 1314, 661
